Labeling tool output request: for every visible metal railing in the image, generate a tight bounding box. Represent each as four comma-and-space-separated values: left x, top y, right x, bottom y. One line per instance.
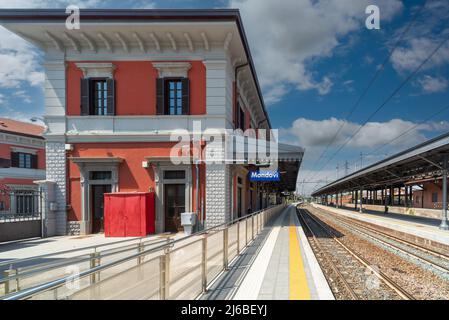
1, 204, 285, 300
0, 189, 41, 223
0, 237, 170, 296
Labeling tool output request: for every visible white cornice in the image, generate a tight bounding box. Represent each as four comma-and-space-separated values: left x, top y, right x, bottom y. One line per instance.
153, 62, 192, 78
75, 62, 116, 78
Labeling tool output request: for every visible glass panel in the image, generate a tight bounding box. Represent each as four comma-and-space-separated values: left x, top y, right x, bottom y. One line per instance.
228, 223, 239, 261
89, 171, 112, 180
163, 171, 186, 180
169, 240, 202, 299
206, 230, 224, 282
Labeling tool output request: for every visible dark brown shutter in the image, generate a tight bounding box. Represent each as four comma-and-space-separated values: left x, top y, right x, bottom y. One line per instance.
106, 79, 115, 116
11, 152, 19, 168
31, 154, 38, 169
80, 78, 90, 116
156, 78, 165, 115
181, 78, 190, 115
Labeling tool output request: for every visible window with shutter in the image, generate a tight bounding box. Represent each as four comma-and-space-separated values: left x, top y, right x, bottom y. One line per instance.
12, 152, 33, 169
156, 77, 190, 115
81, 78, 115, 116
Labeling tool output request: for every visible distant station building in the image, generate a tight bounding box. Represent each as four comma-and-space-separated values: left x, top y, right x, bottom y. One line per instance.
0, 118, 46, 214
0, 9, 304, 236
312, 132, 449, 229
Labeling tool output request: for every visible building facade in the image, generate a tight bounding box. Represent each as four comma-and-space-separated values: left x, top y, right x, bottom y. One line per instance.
0, 9, 303, 236
0, 118, 46, 215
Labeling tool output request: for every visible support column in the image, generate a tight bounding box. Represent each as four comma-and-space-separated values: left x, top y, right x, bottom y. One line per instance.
359, 187, 363, 213
405, 186, 408, 207
336, 193, 339, 208
355, 190, 358, 210
205, 164, 231, 228
340, 192, 343, 207
440, 154, 448, 230
34, 180, 57, 237
390, 186, 394, 206
384, 186, 388, 213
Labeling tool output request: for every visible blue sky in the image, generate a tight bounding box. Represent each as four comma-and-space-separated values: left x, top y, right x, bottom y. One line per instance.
0, 0, 448, 195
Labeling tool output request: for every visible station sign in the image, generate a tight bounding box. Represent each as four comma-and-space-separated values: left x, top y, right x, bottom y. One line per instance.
249, 170, 281, 182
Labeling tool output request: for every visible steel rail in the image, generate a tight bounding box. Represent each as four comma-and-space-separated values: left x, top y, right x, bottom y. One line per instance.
297, 208, 357, 300
1, 206, 276, 285
0, 235, 163, 268
311, 206, 449, 274
1, 205, 283, 300
0, 238, 169, 284
301, 209, 415, 300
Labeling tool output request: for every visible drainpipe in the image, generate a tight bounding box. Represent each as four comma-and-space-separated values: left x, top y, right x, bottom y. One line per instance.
196, 160, 201, 229
234, 63, 249, 126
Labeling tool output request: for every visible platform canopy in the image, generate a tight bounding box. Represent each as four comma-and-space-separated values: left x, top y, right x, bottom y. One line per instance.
312, 132, 449, 197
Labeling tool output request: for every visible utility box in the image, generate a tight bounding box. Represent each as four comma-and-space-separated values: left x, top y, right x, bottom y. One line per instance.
104, 192, 155, 237
181, 212, 197, 235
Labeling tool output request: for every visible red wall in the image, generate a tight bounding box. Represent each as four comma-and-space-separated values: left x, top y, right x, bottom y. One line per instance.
0, 143, 45, 169
67, 142, 206, 222
67, 61, 206, 116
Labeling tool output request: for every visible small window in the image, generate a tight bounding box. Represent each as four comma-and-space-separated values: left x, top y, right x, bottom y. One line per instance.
432, 192, 438, 203
237, 177, 243, 185
166, 79, 183, 115
11, 152, 36, 169
81, 78, 115, 116
92, 79, 108, 116
156, 77, 189, 115
90, 171, 112, 180
164, 170, 186, 180
19, 153, 32, 168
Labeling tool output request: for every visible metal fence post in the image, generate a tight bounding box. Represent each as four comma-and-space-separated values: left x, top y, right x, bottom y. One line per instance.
138, 241, 144, 265
223, 228, 229, 270
202, 234, 208, 292
257, 214, 260, 234
3, 269, 18, 294
159, 255, 166, 299
164, 247, 170, 299
236, 222, 240, 254
90, 252, 100, 284
251, 215, 254, 240
245, 218, 248, 246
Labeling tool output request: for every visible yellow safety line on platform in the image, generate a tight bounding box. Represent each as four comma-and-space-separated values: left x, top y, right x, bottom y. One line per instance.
289, 219, 311, 300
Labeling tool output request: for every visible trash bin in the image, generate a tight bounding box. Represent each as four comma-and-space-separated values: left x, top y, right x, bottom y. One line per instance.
181, 212, 197, 235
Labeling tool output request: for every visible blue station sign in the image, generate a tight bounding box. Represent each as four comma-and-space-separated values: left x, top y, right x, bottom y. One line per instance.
249, 170, 281, 182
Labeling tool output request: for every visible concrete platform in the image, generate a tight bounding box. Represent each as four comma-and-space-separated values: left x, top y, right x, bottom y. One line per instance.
313, 203, 449, 249
201, 205, 333, 300
0, 232, 183, 271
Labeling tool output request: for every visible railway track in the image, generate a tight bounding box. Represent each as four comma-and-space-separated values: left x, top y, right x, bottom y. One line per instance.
309, 206, 449, 278
298, 208, 415, 300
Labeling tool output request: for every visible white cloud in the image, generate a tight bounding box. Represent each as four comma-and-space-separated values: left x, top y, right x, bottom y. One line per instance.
390, 37, 449, 74
285, 117, 449, 149
0, 0, 158, 90
415, 75, 448, 94
13, 90, 32, 103
230, 0, 403, 104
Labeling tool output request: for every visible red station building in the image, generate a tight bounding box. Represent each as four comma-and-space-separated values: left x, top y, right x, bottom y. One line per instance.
0, 9, 304, 236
